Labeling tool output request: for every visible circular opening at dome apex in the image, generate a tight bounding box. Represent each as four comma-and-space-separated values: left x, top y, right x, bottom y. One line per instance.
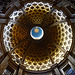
30, 26, 44, 40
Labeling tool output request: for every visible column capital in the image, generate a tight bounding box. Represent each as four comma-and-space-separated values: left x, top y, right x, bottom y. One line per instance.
51, 63, 58, 69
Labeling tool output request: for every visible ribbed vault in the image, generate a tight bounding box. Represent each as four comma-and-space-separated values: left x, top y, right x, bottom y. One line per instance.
3, 2, 73, 71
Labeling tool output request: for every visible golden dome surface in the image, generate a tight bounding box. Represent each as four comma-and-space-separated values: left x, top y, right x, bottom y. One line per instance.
3, 2, 73, 71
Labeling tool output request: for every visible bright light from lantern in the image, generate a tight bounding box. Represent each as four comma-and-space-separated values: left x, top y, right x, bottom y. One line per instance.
30, 26, 44, 40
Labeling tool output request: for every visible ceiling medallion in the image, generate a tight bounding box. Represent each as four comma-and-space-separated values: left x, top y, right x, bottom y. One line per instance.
30, 26, 44, 40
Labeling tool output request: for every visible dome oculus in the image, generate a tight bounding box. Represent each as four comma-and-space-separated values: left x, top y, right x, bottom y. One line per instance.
30, 26, 44, 40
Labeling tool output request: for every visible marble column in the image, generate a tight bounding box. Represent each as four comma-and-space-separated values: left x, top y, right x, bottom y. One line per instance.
0, 52, 8, 63
0, 55, 9, 75
18, 68, 23, 75
13, 70, 17, 75
68, 54, 75, 66
54, 67, 61, 75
